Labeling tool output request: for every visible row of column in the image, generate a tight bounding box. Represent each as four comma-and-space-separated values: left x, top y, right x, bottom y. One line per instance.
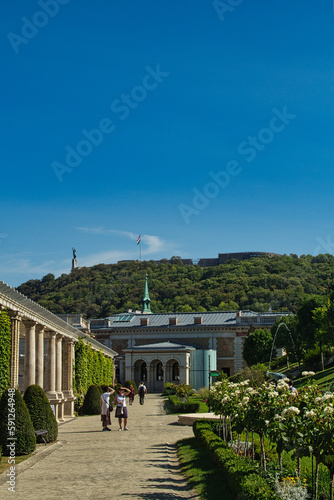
9, 313, 75, 420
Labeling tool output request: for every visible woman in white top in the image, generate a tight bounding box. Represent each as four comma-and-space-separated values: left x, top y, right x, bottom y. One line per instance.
114, 386, 131, 431
100, 386, 115, 431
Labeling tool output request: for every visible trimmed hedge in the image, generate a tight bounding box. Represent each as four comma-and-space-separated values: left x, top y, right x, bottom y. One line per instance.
193, 420, 278, 500
0, 389, 36, 456
168, 395, 199, 413
23, 385, 58, 443
81, 385, 103, 415
0, 310, 11, 398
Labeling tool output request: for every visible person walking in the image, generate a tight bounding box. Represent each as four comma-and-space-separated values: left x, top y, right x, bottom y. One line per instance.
138, 381, 147, 405
128, 384, 135, 405
114, 386, 131, 431
100, 386, 115, 432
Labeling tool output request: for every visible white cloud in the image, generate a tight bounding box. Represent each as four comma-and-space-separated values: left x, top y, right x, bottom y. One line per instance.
76, 227, 171, 256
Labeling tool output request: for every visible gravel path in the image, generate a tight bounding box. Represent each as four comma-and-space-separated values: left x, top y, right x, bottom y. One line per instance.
0, 394, 200, 500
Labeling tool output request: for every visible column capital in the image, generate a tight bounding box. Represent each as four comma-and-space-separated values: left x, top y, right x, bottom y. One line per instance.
63, 337, 75, 345
23, 319, 38, 328
56, 333, 64, 341
36, 324, 46, 334
47, 330, 57, 339
8, 310, 23, 321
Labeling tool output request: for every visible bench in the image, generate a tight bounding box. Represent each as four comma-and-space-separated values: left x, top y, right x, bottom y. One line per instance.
35, 429, 48, 445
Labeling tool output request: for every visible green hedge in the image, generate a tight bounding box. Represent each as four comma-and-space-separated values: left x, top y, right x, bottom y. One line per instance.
23, 385, 58, 443
168, 395, 199, 413
0, 389, 36, 456
74, 338, 113, 396
0, 310, 11, 398
81, 385, 103, 415
193, 420, 278, 500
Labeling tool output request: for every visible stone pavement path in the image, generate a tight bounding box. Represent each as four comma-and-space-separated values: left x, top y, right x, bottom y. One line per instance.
0, 394, 200, 500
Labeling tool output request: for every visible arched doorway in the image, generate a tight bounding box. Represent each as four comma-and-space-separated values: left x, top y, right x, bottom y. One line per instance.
166, 359, 180, 383
134, 359, 147, 387
149, 359, 164, 392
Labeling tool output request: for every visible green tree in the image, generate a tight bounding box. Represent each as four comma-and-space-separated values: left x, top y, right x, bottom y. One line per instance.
23, 385, 58, 443
0, 389, 36, 456
243, 329, 273, 366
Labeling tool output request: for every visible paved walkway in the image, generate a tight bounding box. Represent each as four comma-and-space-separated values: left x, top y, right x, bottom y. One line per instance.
0, 395, 200, 500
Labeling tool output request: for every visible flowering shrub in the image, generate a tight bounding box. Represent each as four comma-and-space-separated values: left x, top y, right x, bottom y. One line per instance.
275, 476, 309, 500
209, 374, 334, 498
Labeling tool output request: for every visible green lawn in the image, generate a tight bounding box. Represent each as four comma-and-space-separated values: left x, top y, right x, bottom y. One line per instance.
189, 396, 209, 413
178, 437, 235, 500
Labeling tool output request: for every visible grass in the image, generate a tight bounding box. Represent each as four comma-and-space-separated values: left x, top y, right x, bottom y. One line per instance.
177, 437, 235, 500
0, 454, 32, 474
163, 395, 209, 415
189, 396, 209, 413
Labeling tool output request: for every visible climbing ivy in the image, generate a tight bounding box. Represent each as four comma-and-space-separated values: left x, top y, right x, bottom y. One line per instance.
0, 309, 12, 397
74, 338, 113, 395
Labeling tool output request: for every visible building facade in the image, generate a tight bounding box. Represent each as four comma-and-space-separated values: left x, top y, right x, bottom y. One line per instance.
89, 309, 289, 390
0, 281, 116, 421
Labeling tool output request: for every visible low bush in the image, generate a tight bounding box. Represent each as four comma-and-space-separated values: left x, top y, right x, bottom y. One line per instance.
23, 385, 58, 443
193, 420, 278, 500
0, 389, 36, 456
196, 387, 210, 400
81, 385, 103, 415
163, 382, 176, 395
168, 395, 199, 413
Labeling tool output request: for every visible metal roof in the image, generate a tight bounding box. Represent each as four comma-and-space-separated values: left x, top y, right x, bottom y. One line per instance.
123, 341, 197, 351
90, 310, 288, 329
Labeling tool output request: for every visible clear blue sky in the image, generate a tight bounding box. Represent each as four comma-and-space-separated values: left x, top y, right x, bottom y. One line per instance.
1, 0, 334, 287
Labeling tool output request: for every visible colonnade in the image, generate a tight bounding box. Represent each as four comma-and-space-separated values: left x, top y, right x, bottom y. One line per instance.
8, 313, 76, 421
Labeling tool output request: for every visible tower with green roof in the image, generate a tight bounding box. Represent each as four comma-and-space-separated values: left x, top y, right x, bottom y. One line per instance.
142, 274, 152, 314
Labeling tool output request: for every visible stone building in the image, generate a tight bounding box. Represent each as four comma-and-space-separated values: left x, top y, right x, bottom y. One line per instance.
0, 281, 116, 421
81, 276, 290, 391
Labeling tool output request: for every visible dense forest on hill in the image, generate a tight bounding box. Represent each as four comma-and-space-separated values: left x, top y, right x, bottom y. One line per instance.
17, 254, 334, 318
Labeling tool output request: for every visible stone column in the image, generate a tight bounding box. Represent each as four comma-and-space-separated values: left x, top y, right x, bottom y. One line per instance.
56, 335, 63, 397
56, 334, 65, 420
46, 331, 58, 399
9, 312, 22, 389
35, 325, 45, 389
23, 320, 37, 390
234, 333, 245, 374
62, 338, 75, 417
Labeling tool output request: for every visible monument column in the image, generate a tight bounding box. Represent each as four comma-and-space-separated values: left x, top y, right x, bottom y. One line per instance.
23, 320, 37, 390
35, 325, 45, 389
9, 311, 22, 389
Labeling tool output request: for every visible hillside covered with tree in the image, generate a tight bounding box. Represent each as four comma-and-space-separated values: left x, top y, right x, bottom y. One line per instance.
17, 254, 334, 318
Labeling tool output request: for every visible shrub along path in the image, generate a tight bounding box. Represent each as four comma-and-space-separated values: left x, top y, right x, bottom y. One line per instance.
0, 394, 205, 500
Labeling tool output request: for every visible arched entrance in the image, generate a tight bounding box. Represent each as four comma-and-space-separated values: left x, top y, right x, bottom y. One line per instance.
166, 359, 180, 383
134, 359, 147, 387
149, 359, 164, 392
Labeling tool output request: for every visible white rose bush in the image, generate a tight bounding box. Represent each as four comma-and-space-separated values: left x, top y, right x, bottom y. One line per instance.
209, 376, 334, 499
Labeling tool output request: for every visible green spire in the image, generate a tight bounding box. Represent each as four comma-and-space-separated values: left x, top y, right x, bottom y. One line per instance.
142, 274, 152, 314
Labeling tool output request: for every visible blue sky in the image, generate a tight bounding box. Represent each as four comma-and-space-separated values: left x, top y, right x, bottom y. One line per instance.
1, 0, 334, 287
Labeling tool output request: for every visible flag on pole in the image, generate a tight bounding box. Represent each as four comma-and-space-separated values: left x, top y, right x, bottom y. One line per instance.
136, 235, 141, 245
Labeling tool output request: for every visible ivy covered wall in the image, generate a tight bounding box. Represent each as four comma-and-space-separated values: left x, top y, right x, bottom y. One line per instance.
0, 309, 12, 397
74, 338, 113, 395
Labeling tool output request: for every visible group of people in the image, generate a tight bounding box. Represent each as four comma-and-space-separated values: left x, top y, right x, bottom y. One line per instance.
100, 382, 147, 432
